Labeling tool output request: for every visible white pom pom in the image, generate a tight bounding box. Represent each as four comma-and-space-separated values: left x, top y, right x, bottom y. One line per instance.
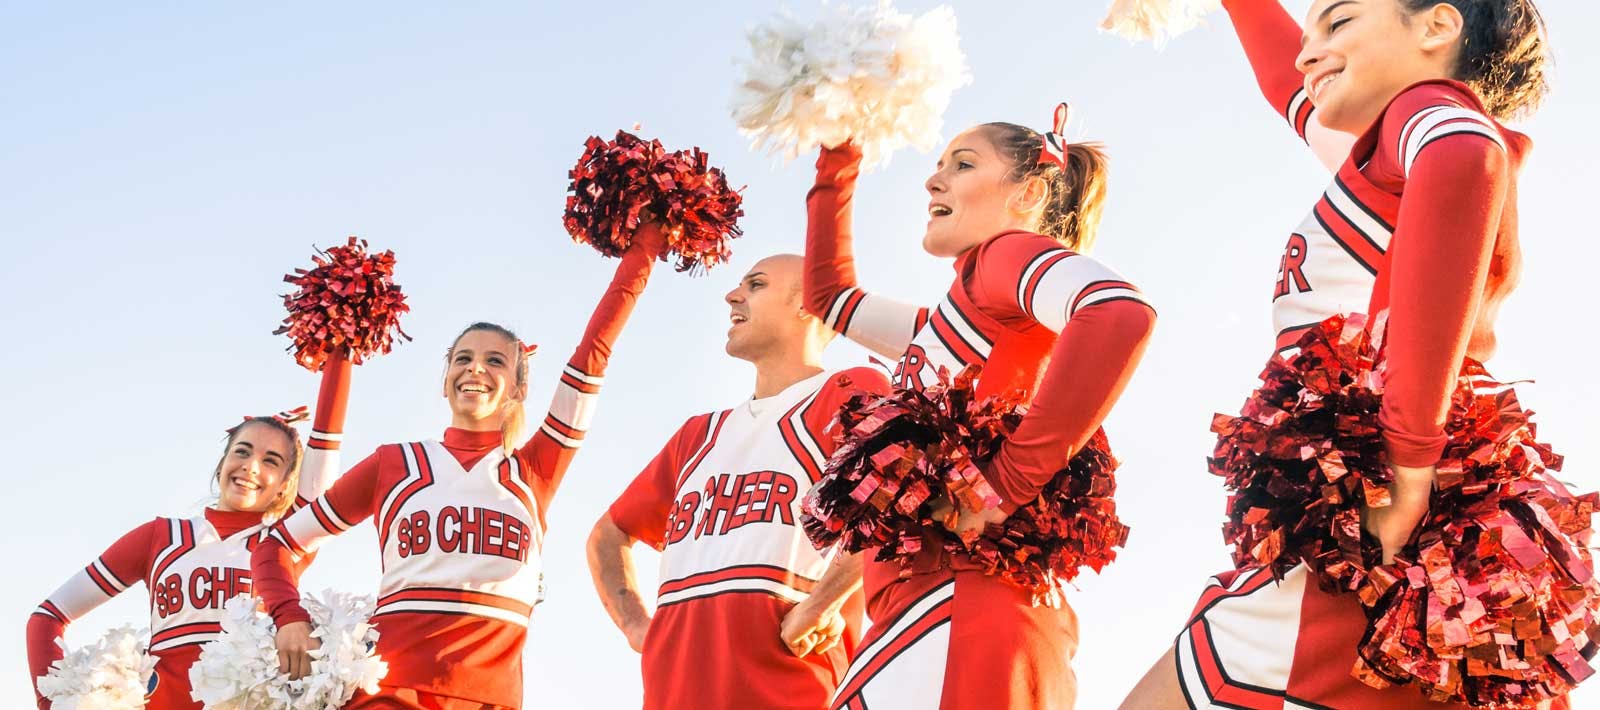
731, 1, 971, 170
36, 625, 155, 710
1100, 0, 1223, 47
190, 592, 386, 709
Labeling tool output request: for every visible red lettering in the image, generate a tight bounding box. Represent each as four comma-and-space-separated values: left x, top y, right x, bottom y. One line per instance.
764, 475, 797, 525
408, 511, 431, 555
894, 344, 929, 389
666, 492, 699, 546
1275, 233, 1311, 299
187, 567, 212, 611
460, 507, 483, 553
483, 510, 504, 558
695, 474, 739, 539
155, 573, 183, 618
437, 506, 460, 553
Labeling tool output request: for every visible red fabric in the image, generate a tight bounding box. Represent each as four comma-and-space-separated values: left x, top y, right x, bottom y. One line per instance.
1364, 83, 1525, 466
348, 685, 510, 709
252, 246, 654, 706
612, 369, 890, 709
803, 146, 865, 321
607, 414, 713, 549
983, 298, 1156, 511
803, 143, 1154, 706
28, 519, 163, 709
1287, 584, 1470, 709
941, 571, 1078, 709
1222, 0, 1314, 139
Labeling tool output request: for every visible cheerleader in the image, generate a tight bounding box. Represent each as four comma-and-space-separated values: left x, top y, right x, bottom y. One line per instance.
253, 226, 663, 709
25, 357, 353, 709
803, 107, 1157, 709
1119, 1, 1554, 708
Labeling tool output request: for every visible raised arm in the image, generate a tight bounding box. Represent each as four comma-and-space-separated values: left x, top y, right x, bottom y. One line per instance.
28, 520, 161, 709
1222, 0, 1355, 169
293, 350, 353, 508
805, 144, 930, 359
519, 225, 664, 514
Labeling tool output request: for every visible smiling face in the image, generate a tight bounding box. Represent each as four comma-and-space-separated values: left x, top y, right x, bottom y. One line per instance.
724, 255, 816, 363
922, 127, 1044, 258
1297, 0, 1463, 133
215, 422, 294, 513
442, 328, 526, 427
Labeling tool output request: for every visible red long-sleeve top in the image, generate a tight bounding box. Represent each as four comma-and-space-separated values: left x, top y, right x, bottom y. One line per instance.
250, 234, 657, 706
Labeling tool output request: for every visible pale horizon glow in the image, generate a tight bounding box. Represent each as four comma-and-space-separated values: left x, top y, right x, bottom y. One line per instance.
2, 2, 1596, 708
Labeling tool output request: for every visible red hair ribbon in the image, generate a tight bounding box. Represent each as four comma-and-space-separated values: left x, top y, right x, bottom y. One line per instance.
521, 341, 539, 357
239, 405, 310, 428
1038, 102, 1071, 169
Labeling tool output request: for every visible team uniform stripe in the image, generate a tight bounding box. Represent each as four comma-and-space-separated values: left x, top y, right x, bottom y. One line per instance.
1309, 209, 1379, 277
149, 519, 195, 587
833, 581, 956, 704
86, 559, 128, 595
307, 438, 340, 451
1016, 250, 1075, 321
1284, 87, 1312, 139
778, 393, 827, 485
269, 525, 308, 556
675, 411, 729, 491
36, 601, 70, 623
1069, 279, 1141, 315
562, 364, 604, 386
309, 498, 353, 535
375, 587, 534, 626
1399, 106, 1504, 175
1186, 567, 1280, 625
379, 443, 434, 553
656, 565, 819, 607
150, 621, 223, 650
938, 297, 994, 357
1181, 618, 1290, 709
912, 308, 930, 335
826, 287, 869, 334
559, 370, 603, 395
1329, 177, 1395, 236
497, 458, 539, 530
539, 412, 586, 448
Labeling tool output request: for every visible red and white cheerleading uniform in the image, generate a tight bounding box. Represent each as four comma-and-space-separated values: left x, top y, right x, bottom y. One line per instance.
1175, 3, 1530, 708
607, 366, 891, 710
804, 144, 1157, 710
25, 357, 354, 710
251, 245, 655, 710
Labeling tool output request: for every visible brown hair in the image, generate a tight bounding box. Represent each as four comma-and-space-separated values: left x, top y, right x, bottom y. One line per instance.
980, 123, 1110, 253
214, 417, 305, 520
447, 322, 531, 455
1402, 0, 1551, 119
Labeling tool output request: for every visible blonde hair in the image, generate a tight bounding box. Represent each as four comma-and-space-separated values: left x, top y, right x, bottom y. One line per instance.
447, 322, 531, 455
981, 123, 1111, 253
214, 417, 305, 520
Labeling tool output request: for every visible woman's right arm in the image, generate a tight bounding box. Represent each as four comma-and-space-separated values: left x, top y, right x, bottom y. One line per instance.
805, 144, 930, 359
1222, 0, 1354, 169
251, 451, 383, 679
28, 520, 162, 709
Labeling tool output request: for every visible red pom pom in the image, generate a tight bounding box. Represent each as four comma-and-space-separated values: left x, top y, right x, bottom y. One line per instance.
274, 237, 411, 372
563, 130, 744, 273
1212, 313, 1600, 706
801, 367, 1129, 605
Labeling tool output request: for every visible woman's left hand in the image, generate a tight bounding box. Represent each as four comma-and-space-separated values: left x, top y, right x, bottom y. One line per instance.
1364, 463, 1436, 564
930, 496, 1009, 543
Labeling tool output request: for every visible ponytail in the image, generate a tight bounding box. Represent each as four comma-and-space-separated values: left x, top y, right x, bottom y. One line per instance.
981, 122, 1111, 252
1404, 0, 1551, 119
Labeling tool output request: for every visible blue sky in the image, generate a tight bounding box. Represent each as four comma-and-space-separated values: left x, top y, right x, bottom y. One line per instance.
3, 1, 1597, 707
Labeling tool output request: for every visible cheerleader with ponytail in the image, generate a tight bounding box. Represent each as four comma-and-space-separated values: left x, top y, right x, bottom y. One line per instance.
251, 123, 744, 706
1118, 2, 1597, 709
25, 365, 355, 709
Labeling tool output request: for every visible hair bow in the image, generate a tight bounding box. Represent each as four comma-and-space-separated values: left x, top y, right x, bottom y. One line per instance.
1038, 103, 1071, 169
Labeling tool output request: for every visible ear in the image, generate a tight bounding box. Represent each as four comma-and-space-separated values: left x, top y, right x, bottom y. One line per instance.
1007, 174, 1050, 220
1416, 2, 1465, 55
510, 381, 529, 403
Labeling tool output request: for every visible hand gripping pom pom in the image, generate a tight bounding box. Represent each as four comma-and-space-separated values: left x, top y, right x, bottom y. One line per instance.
562, 130, 745, 274
1210, 313, 1600, 706
36, 626, 155, 710
275, 237, 411, 372
731, 1, 971, 170
189, 591, 386, 709
1100, 0, 1222, 47
801, 367, 1129, 607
